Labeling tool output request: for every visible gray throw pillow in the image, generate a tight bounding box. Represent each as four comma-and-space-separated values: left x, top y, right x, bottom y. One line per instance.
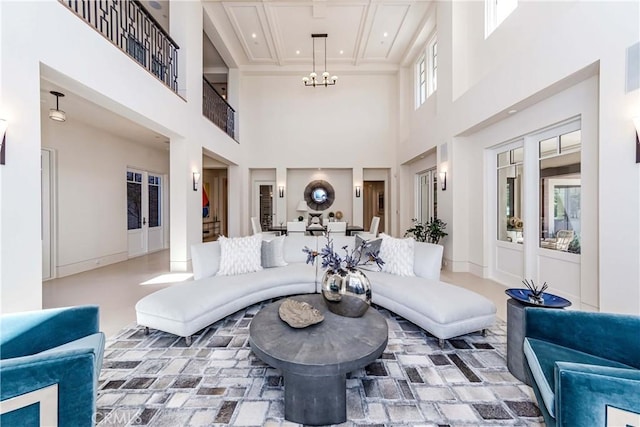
261, 236, 288, 268
355, 235, 383, 271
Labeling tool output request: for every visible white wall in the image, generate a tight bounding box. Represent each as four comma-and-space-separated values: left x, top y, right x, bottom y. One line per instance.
286, 169, 353, 223
460, 77, 599, 310
240, 73, 399, 232
398, 1, 640, 314
240, 74, 397, 168
42, 117, 169, 277
0, 0, 243, 312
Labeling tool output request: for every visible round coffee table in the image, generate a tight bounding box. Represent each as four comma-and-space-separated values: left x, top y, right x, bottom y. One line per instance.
249, 294, 388, 426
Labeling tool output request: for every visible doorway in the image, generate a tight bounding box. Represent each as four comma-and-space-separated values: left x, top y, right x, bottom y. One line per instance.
42, 149, 54, 280
363, 181, 385, 234
127, 168, 164, 257
254, 181, 276, 231
416, 169, 438, 223
202, 168, 228, 241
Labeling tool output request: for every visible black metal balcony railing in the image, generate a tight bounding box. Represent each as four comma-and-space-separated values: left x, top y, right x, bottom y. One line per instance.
203, 78, 236, 140
60, 0, 179, 93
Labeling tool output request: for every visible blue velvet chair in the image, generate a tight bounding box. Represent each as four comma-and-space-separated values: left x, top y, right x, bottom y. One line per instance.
0, 305, 105, 426
523, 308, 640, 426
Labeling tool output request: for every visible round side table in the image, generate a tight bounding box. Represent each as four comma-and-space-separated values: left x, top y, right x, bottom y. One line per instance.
505, 289, 571, 385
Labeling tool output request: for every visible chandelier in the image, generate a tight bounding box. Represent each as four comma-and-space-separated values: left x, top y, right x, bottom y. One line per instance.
302, 34, 337, 87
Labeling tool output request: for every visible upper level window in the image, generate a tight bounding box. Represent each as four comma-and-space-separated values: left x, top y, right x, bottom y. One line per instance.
428, 37, 438, 97
415, 33, 438, 109
485, 0, 517, 37
415, 54, 426, 108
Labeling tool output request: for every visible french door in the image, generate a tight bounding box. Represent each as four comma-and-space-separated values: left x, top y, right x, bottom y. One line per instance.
127, 168, 164, 257
416, 169, 437, 223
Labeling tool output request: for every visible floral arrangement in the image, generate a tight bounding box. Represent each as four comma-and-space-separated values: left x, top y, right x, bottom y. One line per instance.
508, 216, 524, 230
303, 236, 384, 273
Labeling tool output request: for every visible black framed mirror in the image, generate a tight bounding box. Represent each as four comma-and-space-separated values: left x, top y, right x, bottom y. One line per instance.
303, 180, 335, 211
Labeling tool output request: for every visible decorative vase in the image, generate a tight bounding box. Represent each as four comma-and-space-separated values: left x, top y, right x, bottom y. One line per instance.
321, 268, 371, 317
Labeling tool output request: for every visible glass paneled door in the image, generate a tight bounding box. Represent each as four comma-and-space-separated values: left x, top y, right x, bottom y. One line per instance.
127, 168, 164, 257
254, 181, 276, 231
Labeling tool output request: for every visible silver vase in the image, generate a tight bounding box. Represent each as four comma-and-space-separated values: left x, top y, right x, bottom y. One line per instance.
321, 268, 371, 317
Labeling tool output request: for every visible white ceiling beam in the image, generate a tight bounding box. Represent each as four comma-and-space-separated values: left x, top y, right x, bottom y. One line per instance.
203, 4, 241, 68
399, 1, 435, 67
354, 1, 377, 66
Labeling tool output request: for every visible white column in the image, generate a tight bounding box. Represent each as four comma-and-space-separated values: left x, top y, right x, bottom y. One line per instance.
0, 1, 43, 312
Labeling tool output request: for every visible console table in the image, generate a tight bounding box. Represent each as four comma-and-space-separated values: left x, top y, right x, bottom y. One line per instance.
249, 295, 388, 425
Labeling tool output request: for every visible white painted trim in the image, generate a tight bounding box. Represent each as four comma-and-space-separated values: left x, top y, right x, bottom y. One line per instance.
56, 251, 128, 278
0, 384, 58, 427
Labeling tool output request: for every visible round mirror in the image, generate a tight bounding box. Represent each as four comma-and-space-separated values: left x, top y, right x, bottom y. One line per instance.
304, 180, 335, 211
312, 188, 328, 203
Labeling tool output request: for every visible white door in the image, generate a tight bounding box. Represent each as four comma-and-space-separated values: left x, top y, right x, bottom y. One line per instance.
416, 170, 437, 223
41, 149, 53, 280
127, 169, 164, 257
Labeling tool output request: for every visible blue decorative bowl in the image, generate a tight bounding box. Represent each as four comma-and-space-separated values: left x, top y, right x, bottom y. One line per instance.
505, 288, 572, 308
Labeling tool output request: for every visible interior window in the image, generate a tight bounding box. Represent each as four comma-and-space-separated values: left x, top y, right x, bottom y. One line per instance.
486, 0, 518, 37
539, 130, 581, 253
497, 145, 523, 243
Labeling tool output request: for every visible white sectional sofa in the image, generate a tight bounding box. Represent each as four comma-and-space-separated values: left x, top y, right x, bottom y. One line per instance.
135, 235, 496, 346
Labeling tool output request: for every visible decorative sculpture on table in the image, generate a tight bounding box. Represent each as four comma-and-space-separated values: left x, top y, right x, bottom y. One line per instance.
303, 237, 384, 317
522, 279, 548, 305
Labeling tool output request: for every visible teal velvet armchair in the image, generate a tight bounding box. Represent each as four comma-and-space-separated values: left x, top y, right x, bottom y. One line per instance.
523, 308, 640, 427
0, 305, 105, 426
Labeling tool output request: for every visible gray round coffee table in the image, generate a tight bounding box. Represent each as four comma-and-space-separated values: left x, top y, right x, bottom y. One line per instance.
249, 294, 388, 426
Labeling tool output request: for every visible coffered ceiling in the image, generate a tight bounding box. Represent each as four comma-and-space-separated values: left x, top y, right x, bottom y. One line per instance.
203, 0, 435, 72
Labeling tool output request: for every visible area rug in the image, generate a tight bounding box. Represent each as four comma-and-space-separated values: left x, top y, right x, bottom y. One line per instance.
97, 299, 543, 426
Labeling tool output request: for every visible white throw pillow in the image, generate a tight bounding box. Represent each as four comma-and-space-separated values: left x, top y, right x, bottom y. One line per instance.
217, 234, 263, 276
378, 233, 415, 276
261, 236, 288, 268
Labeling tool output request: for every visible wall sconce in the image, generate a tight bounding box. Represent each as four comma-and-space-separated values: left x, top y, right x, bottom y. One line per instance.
192, 172, 201, 191
439, 171, 447, 191
634, 116, 640, 163
355, 186, 361, 197
0, 119, 7, 165
278, 186, 285, 198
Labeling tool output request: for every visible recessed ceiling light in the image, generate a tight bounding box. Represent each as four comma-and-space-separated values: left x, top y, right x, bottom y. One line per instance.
251, 33, 257, 39
508, 109, 518, 114
339, 50, 344, 55
295, 50, 300, 55
383, 32, 388, 38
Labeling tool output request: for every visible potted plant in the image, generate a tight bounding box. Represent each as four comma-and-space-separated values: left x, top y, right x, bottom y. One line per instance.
405, 217, 448, 244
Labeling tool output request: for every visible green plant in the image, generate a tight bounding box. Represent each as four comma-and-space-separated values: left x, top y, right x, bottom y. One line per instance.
405, 217, 448, 244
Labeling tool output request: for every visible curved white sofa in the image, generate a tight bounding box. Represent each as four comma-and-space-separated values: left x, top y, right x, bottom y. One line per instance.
135, 235, 496, 346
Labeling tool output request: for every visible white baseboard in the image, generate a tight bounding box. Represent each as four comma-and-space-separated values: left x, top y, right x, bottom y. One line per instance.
56, 252, 128, 278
